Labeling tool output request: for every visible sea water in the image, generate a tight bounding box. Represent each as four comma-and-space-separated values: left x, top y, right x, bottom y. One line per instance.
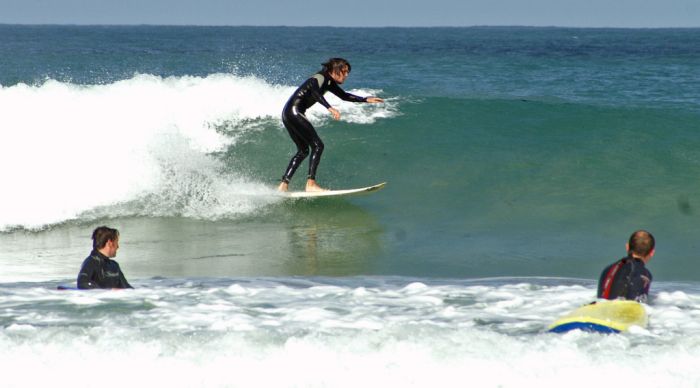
1, 26, 700, 386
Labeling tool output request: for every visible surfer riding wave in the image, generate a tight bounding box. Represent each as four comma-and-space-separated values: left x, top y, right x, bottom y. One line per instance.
277, 58, 384, 192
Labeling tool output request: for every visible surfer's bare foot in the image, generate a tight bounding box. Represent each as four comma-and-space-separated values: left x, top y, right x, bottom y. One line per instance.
305, 179, 328, 192
277, 181, 289, 192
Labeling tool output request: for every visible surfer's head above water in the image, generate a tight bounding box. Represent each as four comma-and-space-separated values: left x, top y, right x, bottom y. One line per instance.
627, 230, 655, 260
92, 226, 119, 251
321, 58, 351, 77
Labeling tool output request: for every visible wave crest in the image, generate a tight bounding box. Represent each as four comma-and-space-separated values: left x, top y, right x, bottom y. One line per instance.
0, 74, 396, 230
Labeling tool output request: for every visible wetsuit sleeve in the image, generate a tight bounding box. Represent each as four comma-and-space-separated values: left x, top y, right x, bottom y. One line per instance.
641, 269, 652, 296
625, 262, 651, 301
309, 75, 333, 109
117, 265, 134, 289
328, 82, 367, 103
77, 257, 99, 289
596, 265, 610, 298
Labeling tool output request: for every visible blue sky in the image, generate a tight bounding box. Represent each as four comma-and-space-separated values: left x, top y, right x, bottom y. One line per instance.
0, 0, 698, 27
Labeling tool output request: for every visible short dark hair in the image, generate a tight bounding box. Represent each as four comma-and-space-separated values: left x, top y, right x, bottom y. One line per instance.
92, 226, 119, 249
628, 230, 655, 257
321, 58, 351, 75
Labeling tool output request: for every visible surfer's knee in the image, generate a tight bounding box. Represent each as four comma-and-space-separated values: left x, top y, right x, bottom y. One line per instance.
296, 147, 310, 159
311, 140, 324, 154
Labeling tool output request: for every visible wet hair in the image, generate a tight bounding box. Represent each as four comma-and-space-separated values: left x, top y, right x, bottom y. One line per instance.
92, 226, 119, 250
628, 230, 655, 257
321, 58, 351, 75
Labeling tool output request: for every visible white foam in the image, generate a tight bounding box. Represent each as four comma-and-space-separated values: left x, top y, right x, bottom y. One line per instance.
0, 74, 396, 230
2, 279, 700, 387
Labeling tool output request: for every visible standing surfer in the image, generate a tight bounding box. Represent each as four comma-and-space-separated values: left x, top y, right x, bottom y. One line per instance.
278, 58, 384, 192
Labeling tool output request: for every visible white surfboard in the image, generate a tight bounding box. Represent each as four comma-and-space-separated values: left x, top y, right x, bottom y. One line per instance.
285, 182, 386, 198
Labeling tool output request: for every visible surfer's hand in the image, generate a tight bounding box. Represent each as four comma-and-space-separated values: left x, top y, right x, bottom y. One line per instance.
366, 97, 384, 103
329, 107, 341, 120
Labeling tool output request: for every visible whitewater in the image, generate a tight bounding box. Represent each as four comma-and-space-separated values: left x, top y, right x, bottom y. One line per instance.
2, 278, 700, 387
0, 74, 397, 230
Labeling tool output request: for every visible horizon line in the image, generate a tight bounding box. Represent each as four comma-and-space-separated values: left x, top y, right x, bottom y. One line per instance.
1, 23, 700, 29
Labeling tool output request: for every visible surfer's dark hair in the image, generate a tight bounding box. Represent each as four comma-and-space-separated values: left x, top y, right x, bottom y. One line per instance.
321, 58, 351, 75
628, 230, 655, 257
92, 226, 119, 249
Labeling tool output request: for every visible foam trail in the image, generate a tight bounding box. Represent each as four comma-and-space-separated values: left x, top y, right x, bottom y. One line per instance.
0, 74, 396, 230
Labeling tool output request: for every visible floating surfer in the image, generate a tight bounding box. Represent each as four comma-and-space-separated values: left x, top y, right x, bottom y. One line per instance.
277, 58, 384, 193
548, 230, 656, 333
597, 230, 655, 303
76, 226, 133, 289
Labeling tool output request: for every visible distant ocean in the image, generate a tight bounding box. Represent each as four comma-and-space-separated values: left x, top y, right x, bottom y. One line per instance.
1, 26, 700, 387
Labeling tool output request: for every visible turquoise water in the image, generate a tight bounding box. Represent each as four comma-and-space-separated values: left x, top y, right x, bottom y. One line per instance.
1, 26, 700, 386
4, 25, 698, 279
2, 26, 700, 279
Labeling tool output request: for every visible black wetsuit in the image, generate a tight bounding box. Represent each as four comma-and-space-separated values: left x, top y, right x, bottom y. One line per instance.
597, 256, 652, 302
281, 72, 367, 183
77, 250, 133, 289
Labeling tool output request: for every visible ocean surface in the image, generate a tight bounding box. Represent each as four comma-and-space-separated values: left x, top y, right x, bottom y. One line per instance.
2, 25, 700, 386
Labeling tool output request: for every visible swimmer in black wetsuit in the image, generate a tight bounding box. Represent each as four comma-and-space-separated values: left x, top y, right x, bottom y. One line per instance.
278, 58, 384, 192
77, 226, 133, 289
597, 230, 655, 303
